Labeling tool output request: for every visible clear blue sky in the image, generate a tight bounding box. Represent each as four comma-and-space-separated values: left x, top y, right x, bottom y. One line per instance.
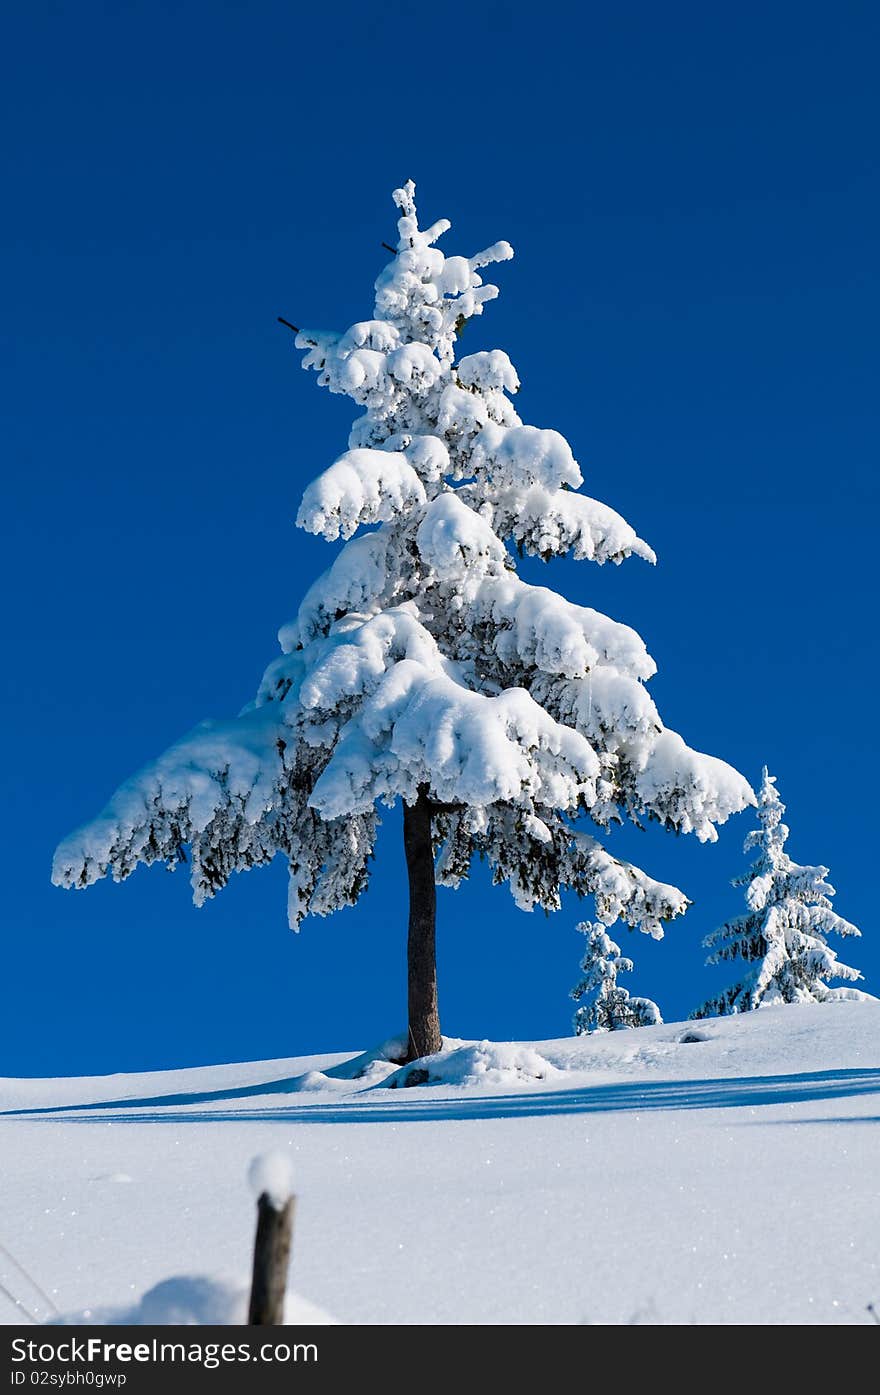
2, 2, 878, 1075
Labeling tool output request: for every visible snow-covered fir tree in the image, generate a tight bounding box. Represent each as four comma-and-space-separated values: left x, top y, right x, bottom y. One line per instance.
693, 768, 871, 1016
571, 922, 662, 1034
53, 181, 752, 1061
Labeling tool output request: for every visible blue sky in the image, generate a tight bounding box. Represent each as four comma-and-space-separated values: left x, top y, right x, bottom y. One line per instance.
2, 2, 878, 1074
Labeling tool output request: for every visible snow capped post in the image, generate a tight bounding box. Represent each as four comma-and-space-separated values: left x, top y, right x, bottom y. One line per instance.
693, 768, 872, 1016
248, 1152, 296, 1326
52, 180, 753, 1062
571, 922, 662, 1033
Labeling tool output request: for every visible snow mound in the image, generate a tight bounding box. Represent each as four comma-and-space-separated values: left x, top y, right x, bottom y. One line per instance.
293, 1069, 352, 1092
389, 1039, 563, 1089
322, 1035, 406, 1084
54, 1275, 337, 1326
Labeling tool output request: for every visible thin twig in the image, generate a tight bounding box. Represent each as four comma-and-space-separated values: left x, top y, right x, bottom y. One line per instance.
0, 1278, 39, 1324
0, 1240, 60, 1318
381, 242, 397, 255
277, 316, 300, 334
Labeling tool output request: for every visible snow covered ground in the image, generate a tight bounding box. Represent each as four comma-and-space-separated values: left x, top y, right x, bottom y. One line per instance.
2, 1002, 878, 1326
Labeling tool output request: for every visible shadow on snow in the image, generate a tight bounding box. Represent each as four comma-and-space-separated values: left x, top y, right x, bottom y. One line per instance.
2, 1068, 879, 1126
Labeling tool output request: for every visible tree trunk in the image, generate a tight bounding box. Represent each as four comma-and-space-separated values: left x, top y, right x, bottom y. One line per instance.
403, 784, 441, 1062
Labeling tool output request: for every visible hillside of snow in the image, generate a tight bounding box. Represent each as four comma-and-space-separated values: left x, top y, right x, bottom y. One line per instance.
2, 1002, 879, 1325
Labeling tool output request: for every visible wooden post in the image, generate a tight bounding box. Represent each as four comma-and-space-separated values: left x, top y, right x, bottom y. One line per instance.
248, 1191, 296, 1325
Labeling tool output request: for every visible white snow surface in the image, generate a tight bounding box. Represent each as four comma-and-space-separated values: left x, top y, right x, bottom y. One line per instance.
53, 1277, 335, 1327
2, 1002, 879, 1326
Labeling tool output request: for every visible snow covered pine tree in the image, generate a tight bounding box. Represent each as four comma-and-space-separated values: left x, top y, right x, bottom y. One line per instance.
53, 182, 752, 1062
571, 922, 662, 1033
693, 768, 871, 1016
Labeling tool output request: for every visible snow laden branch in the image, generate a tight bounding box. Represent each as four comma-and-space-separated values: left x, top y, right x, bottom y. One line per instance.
297, 449, 426, 541
51, 704, 379, 929
54, 179, 752, 955
693, 768, 872, 1016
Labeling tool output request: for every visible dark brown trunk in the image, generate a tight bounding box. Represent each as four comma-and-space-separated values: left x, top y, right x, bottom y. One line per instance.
248, 1193, 295, 1325
403, 783, 441, 1062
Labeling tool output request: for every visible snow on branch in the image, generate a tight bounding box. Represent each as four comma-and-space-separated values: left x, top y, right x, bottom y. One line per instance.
52, 707, 287, 893
297, 449, 426, 541
634, 730, 755, 842
415, 492, 507, 583
51, 704, 378, 930
492, 485, 656, 565
299, 607, 599, 819
470, 424, 583, 492
468, 573, 657, 682
456, 351, 519, 394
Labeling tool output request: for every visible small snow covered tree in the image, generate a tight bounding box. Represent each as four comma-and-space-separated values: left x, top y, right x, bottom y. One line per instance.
693, 768, 871, 1016
571, 922, 662, 1033
53, 181, 752, 1061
